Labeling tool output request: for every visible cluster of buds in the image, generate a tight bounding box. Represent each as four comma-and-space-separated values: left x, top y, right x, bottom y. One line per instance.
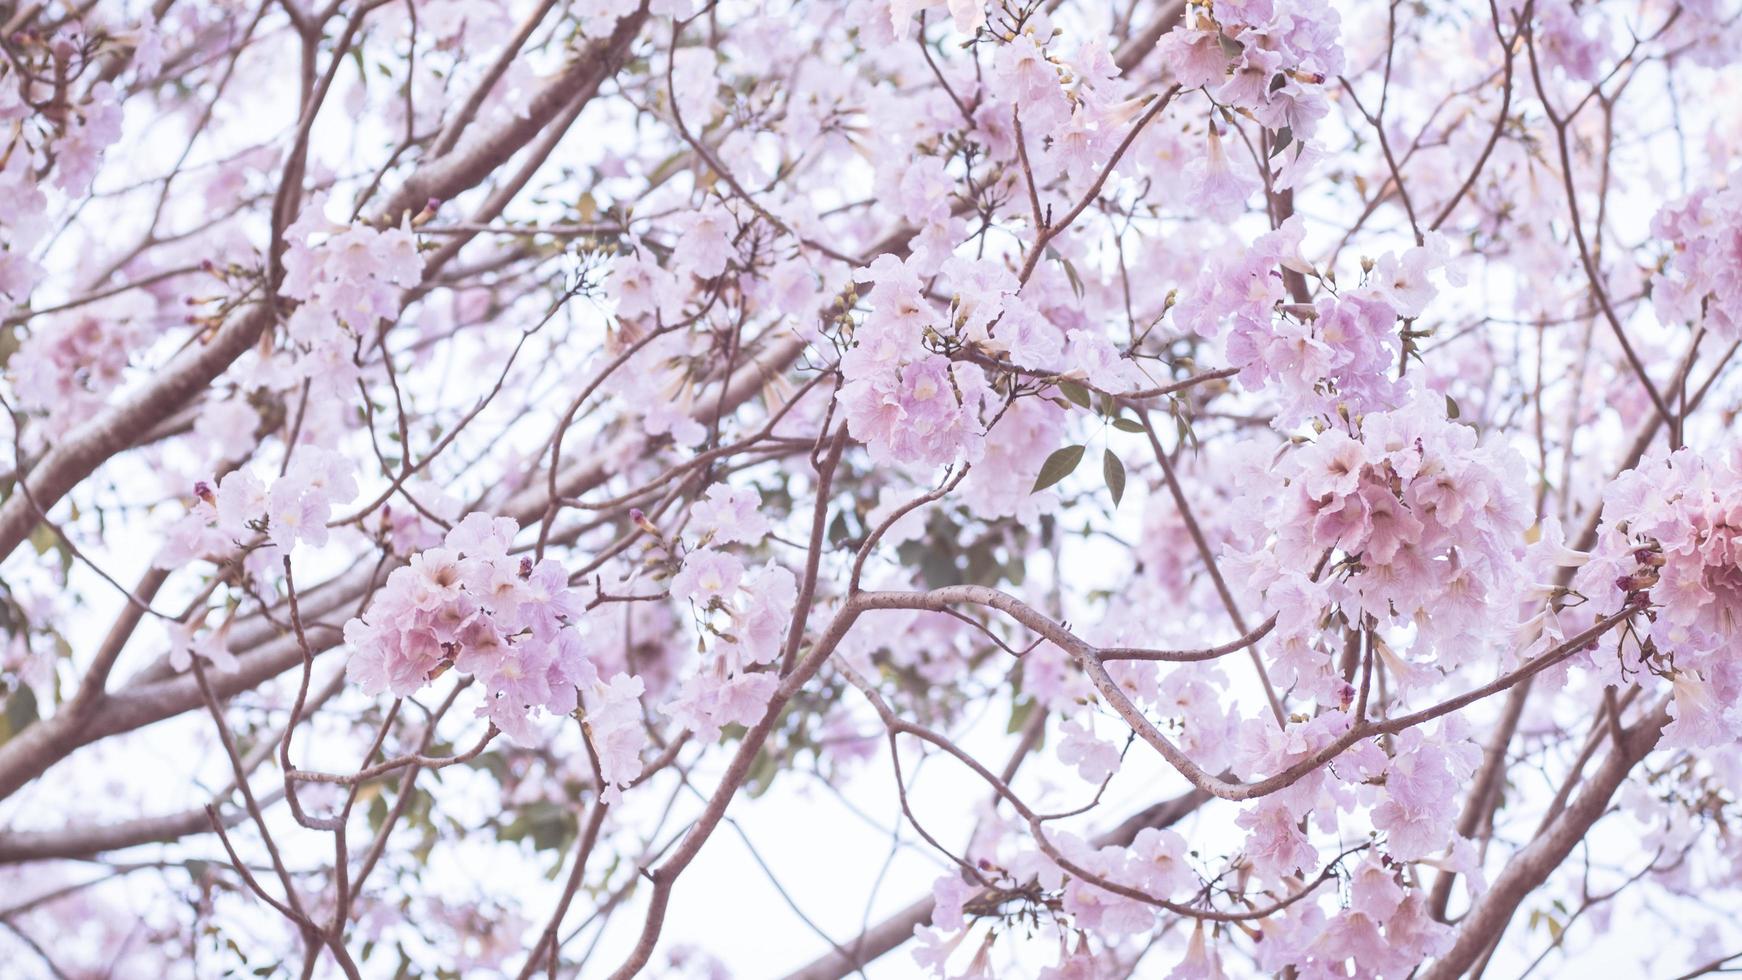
629, 507, 684, 584
1615, 538, 1667, 668
1615, 538, 1666, 606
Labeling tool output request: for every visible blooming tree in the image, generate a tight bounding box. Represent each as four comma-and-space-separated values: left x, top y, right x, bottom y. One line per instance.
4, 0, 1742, 976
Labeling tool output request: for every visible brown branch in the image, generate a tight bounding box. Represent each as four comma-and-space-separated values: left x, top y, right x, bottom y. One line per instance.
1418, 700, 1670, 980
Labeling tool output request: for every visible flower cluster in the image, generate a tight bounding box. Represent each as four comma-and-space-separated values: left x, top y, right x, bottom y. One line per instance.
343, 513, 598, 744
156, 447, 360, 574
279, 196, 424, 393
1575, 446, 1742, 748
667, 551, 797, 742
1158, 0, 1345, 140
959, 396, 1069, 521
0, 141, 48, 317
216, 448, 359, 553
1535, 0, 1612, 82
0, 37, 122, 317
1230, 393, 1534, 703
9, 316, 149, 438
20, 1, 1742, 975
914, 825, 1197, 974
3, 45, 127, 432
1175, 217, 1456, 425
689, 482, 771, 545
991, 33, 1074, 134
838, 255, 993, 470
1651, 168, 1742, 339
608, 249, 682, 323
1254, 864, 1452, 978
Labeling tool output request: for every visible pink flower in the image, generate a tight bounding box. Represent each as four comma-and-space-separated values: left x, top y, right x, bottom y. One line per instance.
1235, 799, 1317, 879
278, 197, 423, 333
586, 673, 648, 801
673, 207, 736, 280
1129, 827, 1193, 899
1538, 0, 1610, 81
1296, 430, 1367, 500
987, 295, 1064, 369
1652, 171, 1742, 338
690, 483, 770, 546
166, 620, 238, 673
1168, 923, 1227, 980
1186, 127, 1257, 221
482, 641, 555, 711
610, 252, 679, 321
1348, 855, 1404, 919
51, 82, 122, 195
346, 623, 443, 697
1368, 244, 1441, 318
1358, 481, 1423, 564
1372, 727, 1472, 859
709, 671, 778, 728
444, 511, 518, 557
897, 154, 955, 227
726, 563, 796, 668
672, 549, 745, 605
993, 35, 1066, 116
912, 925, 968, 976
518, 558, 582, 639
405, 548, 464, 610
215, 469, 267, 537
266, 478, 329, 551
1057, 719, 1120, 783
451, 615, 510, 676
1157, 27, 1230, 89
193, 399, 260, 463
930, 873, 976, 932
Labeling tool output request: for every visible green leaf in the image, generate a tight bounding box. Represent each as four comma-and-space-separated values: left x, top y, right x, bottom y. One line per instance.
1031, 445, 1085, 493
348, 46, 368, 90
1112, 417, 1146, 434
1445, 394, 1460, 419
0, 685, 37, 745
1057, 380, 1092, 409
1060, 257, 1085, 299
0, 323, 21, 370
1175, 412, 1199, 451
965, 540, 1002, 586
921, 547, 961, 589
745, 745, 781, 798
1103, 449, 1126, 507
502, 800, 573, 852
644, 149, 690, 191
1006, 697, 1037, 735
